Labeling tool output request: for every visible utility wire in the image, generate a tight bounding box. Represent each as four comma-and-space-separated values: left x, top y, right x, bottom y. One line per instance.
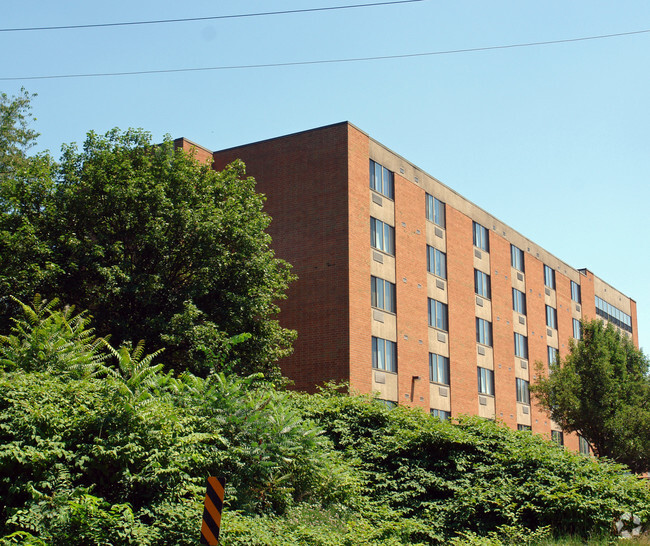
1, 28, 648, 81
0, 0, 425, 32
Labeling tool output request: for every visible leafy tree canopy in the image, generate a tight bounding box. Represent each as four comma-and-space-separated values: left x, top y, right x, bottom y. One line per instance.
0, 91, 296, 378
531, 319, 650, 473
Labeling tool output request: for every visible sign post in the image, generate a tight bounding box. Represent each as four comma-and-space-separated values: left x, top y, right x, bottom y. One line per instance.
200, 476, 225, 545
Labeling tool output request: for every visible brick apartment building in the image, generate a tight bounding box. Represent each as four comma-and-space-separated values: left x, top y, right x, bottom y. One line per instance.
175, 122, 638, 450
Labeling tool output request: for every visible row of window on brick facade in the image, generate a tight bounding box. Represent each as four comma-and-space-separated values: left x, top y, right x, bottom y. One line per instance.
371, 159, 584, 307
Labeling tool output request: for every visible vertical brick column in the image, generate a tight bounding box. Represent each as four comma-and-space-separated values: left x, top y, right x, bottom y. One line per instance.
347, 125, 373, 395
490, 233, 517, 429
394, 176, 429, 409
446, 208, 477, 416
579, 270, 596, 321
524, 254, 551, 437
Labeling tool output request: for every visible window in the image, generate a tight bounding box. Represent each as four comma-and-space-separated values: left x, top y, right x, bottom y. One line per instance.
512, 288, 526, 315
516, 378, 530, 404
547, 346, 559, 367
427, 246, 447, 279
372, 337, 397, 372
476, 318, 492, 346
428, 299, 449, 331
544, 265, 555, 289
431, 409, 451, 421
425, 194, 446, 228
570, 281, 581, 303
511, 244, 525, 272
369, 159, 394, 199
573, 318, 581, 340
473, 221, 489, 251
517, 424, 532, 431
595, 296, 633, 333
579, 435, 590, 455
371, 276, 396, 313
429, 353, 450, 385
376, 399, 397, 409
370, 217, 395, 255
546, 305, 557, 329
474, 269, 491, 299
551, 430, 564, 446
514, 333, 528, 359
477, 367, 495, 395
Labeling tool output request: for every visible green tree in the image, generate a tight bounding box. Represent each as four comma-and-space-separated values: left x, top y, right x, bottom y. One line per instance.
531, 319, 650, 473
0, 91, 58, 324
0, 92, 295, 377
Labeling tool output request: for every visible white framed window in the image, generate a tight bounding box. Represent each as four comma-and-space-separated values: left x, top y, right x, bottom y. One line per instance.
372, 336, 397, 372
473, 221, 489, 251
370, 217, 395, 255
371, 276, 396, 313
476, 317, 492, 346
477, 367, 494, 395
429, 353, 450, 385
369, 159, 394, 199
427, 245, 447, 279
428, 298, 449, 332
425, 194, 446, 228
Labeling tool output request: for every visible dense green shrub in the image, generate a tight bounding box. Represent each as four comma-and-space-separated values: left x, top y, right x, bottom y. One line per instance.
1, 301, 649, 544
298, 388, 650, 543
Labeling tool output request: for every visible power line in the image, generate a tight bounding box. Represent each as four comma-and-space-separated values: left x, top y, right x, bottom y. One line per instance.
0, 0, 425, 32
1, 28, 648, 81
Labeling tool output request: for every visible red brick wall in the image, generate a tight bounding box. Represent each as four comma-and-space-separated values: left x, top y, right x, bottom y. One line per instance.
173, 138, 213, 164
490, 233, 517, 428
211, 123, 351, 391
556, 272, 573, 360
631, 299, 639, 348
446, 208, 477, 416
579, 270, 596, 321
347, 126, 373, 395
524, 254, 551, 437
393, 175, 429, 409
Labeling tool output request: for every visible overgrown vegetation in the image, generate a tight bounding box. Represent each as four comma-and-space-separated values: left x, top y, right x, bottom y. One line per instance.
1, 300, 648, 544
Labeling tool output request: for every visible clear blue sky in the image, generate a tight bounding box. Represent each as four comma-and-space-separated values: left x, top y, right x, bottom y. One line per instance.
2, 0, 649, 353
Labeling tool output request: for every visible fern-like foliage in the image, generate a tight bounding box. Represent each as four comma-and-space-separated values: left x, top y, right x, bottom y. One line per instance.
0, 295, 108, 377
99, 340, 166, 415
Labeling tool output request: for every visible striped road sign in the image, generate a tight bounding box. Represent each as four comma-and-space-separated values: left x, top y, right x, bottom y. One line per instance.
200, 476, 225, 545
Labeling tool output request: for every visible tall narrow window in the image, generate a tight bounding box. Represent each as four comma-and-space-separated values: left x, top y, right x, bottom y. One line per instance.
476, 318, 492, 346
474, 269, 491, 299
369, 159, 394, 199
372, 337, 397, 372
512, 288, 526, 315
579, 435, 590, 455
473, 221, 489, 251
511, 244, 525, 272
546, 305, 557, 329
425, 194, 446, 228
552, 430, 564, 446
573, 318, 581, 340
547, 346, 559, 367
429, 353, 450, 385
516, 378, 530, 404
570, 281, 581, 303
370, 217, 395, 255
544, 265, 555, 289
514, 333, 528, 359
371, 276, 396, 313
427, 246, 447, 279
477, 367, 495, 395
428, 299, 449, 331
